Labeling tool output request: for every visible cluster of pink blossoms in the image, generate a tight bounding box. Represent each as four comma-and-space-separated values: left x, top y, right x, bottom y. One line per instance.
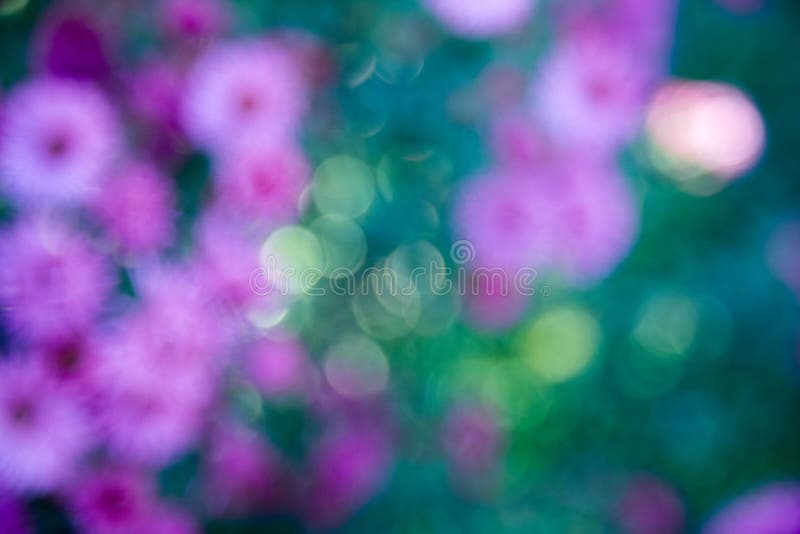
448, 0, 676, 331
0, 1, 394, 531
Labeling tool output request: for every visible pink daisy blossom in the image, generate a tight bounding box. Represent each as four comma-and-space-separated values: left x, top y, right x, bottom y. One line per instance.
0, 78, 121, 204
530, 37, 652, 154
32, 5, 112, 82
302, 428, 393, 529
66, 467, 158, 534
546, 158, 639, 285
246, 337, 311, 398
0, 359, 92, 492
214, 138, 310, 224
203, 422, 286, 516
616, 475, 685, 534
0, 217, 112, 342
423, 0, 536, 39
451, 169, 555, 273
703, 482, 800, 534
90, 162, 175, 255
182, 40, 308, 154
160, 0, 230, 41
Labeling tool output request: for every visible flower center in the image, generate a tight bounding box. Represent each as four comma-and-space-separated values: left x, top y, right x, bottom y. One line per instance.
44, 130, 73, 161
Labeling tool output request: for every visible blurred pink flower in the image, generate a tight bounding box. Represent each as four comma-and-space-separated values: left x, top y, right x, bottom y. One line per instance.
182, 40, 308, 154
462, 268, 531, 331
147, 504, 199, 534
451, 170, 555, 273
0, 78, 121, 205
31, 329, 103, 397
91, 162, 175, 255
193, 211, 277, 315
203, 422, 286, 516
303, 428, 393, 528
423, 0, 536, 38
703, 482, 800, 534
490, 113, 557, 171
0, 359, 92, 492
766, 220, 800, 299
97, 384, 207, 468
442, 403, 503, 480
66, 466, 169, 534
95, 269, 221, 466
0, 217, 112, 341
246, 337, 311, 398
126, 60, 186, 162
616, 475, 685, 534
268, 30, 336, 89
559, 0, 677, 63
530, 38, 652, 153
160, 0, 230, 41
214, 138, 309, 224
32, 5, 112, 82
547, 158, 639, 285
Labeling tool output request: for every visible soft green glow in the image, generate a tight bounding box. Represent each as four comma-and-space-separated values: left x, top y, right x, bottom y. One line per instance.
312, 155, 376, 218
521, 304, 601, 384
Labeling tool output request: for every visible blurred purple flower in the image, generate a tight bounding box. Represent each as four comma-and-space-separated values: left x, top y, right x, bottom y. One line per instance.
160, 0, 230, 42
703, 482, 800, 534
462, 270, 531, 332
94, 269, 221, 466
442, 403, 503, 482
0, 490, 29, 534
214, 138, 310, 224
530, 37, 652, 154
452, 170, 555, 273
32, 5, 112, 82
616, 475, 685, 534
766, 220, 800, 300
246, 337, 311, 399
302, 428, 393, 528
0, 78, 121, 205
0, 359, 92, 492
65, 466, 196, 534
193, 210, 276, 315
203, 421, 286, 516
31, 329, 103, 397
90, 161, 176, 255
546, 157, 639, 285
181, 39, 308, 154
0, 217, 112, 342
126, 59, 186, 163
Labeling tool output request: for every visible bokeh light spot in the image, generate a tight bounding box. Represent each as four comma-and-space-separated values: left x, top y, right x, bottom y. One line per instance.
520, 304, 601, 384
312, 155, 376, 218
324, 334, 389, 398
